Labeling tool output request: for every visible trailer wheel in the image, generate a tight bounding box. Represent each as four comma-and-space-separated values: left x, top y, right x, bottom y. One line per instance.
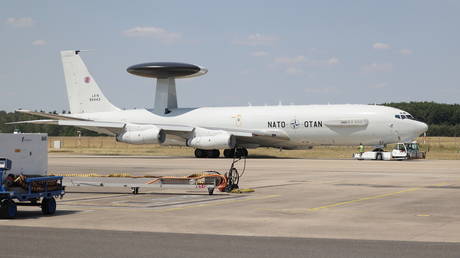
41, 197, 56, 215
0, 200, 17, 219
131, 187, 139, 195
208, 187, 215, 195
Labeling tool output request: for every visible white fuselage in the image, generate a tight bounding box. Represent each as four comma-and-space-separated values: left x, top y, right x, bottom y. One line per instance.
68, 104, 428, 149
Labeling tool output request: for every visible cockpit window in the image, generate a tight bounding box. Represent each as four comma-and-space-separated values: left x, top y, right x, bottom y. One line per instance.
395, 113, 416, 120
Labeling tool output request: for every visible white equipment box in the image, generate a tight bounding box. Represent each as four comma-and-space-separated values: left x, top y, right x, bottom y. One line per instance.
0, 133, 48, 178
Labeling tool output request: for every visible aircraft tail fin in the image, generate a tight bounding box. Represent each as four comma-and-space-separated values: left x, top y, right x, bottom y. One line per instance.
61, 50, 120, 114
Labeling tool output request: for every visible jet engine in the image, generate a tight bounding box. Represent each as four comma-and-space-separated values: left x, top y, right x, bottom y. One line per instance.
187, 134, 236, 150
187, 128, 236, 150
116, 124, 165, 144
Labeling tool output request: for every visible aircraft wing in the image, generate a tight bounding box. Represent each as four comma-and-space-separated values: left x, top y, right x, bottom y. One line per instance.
7, 119, 289, 146
15, 109, 88, 120
6, 119, 196, 137
230, 128, 290, 147
7, 119, 125, 135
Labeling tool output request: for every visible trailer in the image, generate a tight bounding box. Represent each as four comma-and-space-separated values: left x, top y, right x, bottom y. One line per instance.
0, 133, 65, 219
353, 142, 426, 161
65, 157, 247, 195
0, 158, 65, 218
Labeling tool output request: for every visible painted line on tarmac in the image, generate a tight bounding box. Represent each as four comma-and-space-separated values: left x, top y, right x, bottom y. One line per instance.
155, 194, 280, 212
259, 182, 452, 214
59, 189, 164, 205
58, 194, 280, 212
308, 187, 420, 211
110, 195, 245, 208
60, 194, 130, 203
308, 182, 451, 212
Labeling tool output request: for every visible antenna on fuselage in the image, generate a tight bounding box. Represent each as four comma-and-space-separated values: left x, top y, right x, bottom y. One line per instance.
127, 62, 207, 115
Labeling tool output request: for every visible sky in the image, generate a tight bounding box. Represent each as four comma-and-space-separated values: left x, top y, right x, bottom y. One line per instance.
0, 0, 459, 112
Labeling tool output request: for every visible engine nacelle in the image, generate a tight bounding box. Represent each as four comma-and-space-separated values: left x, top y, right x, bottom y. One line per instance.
187, 133, 236, 150
116, 124, 165, 145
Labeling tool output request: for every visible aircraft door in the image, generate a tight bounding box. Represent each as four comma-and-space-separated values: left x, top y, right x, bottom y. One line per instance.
388, 122, 401, 142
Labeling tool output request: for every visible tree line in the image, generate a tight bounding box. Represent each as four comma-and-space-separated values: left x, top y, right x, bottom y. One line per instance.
0, 101, 459, 136
383, 102, 460, 136
0, 111, 100, 136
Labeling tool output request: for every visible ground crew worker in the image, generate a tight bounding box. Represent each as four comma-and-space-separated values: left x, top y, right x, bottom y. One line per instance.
359, 143, 364, 156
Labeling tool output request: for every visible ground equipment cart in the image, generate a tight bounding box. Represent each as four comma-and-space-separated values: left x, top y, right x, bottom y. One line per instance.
0, 158, 65, 219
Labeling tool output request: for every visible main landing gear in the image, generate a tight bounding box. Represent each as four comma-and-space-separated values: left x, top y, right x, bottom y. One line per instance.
194, 149, 220, 158
194, 148, 248, 158
223, 148, 248, 158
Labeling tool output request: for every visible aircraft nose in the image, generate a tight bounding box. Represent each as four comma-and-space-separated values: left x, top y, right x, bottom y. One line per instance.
416, 121, 428, 135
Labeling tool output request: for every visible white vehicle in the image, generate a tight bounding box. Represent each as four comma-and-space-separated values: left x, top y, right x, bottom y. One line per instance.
10, 50, 428, 158
353, 142, 426, 160
391, 142, 426, 160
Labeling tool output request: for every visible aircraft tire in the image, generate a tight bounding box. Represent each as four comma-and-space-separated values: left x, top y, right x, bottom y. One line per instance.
241, 148, 248, 157
195, 149, 207, 158
209, 149, 220, 158
223, 149, 234, 158
376, 152, 383, 160
235, 148, 248, 158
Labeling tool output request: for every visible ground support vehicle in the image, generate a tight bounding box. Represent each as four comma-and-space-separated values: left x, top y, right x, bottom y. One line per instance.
353, 142, 426, 161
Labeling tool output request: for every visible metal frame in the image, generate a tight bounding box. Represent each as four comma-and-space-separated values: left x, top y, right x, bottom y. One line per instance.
70, 176, 218, 195
0, 172, 65, 205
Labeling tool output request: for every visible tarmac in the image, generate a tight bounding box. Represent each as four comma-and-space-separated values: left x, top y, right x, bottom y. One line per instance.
1, 154, 460, 257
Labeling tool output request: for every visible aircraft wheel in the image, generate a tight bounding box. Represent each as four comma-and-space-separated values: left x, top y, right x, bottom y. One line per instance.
209, 149, 220, 158
223, 149, 234, 158
235, 148, 248, 158
376, 153, 383, 160
208, 187, 215, 195
194, 149, 207, 158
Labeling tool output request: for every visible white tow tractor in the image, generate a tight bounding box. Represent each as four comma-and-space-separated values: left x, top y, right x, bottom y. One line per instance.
353, 142, 426, 161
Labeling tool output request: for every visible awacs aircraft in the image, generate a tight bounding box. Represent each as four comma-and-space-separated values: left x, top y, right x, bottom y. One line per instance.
11, 50, 428, 158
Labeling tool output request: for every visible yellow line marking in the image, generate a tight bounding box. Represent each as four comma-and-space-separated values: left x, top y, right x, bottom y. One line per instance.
432, 182, 450, 187
308, 187, 421, 211
416, 214, 431, 217
306, 181, 456, 212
